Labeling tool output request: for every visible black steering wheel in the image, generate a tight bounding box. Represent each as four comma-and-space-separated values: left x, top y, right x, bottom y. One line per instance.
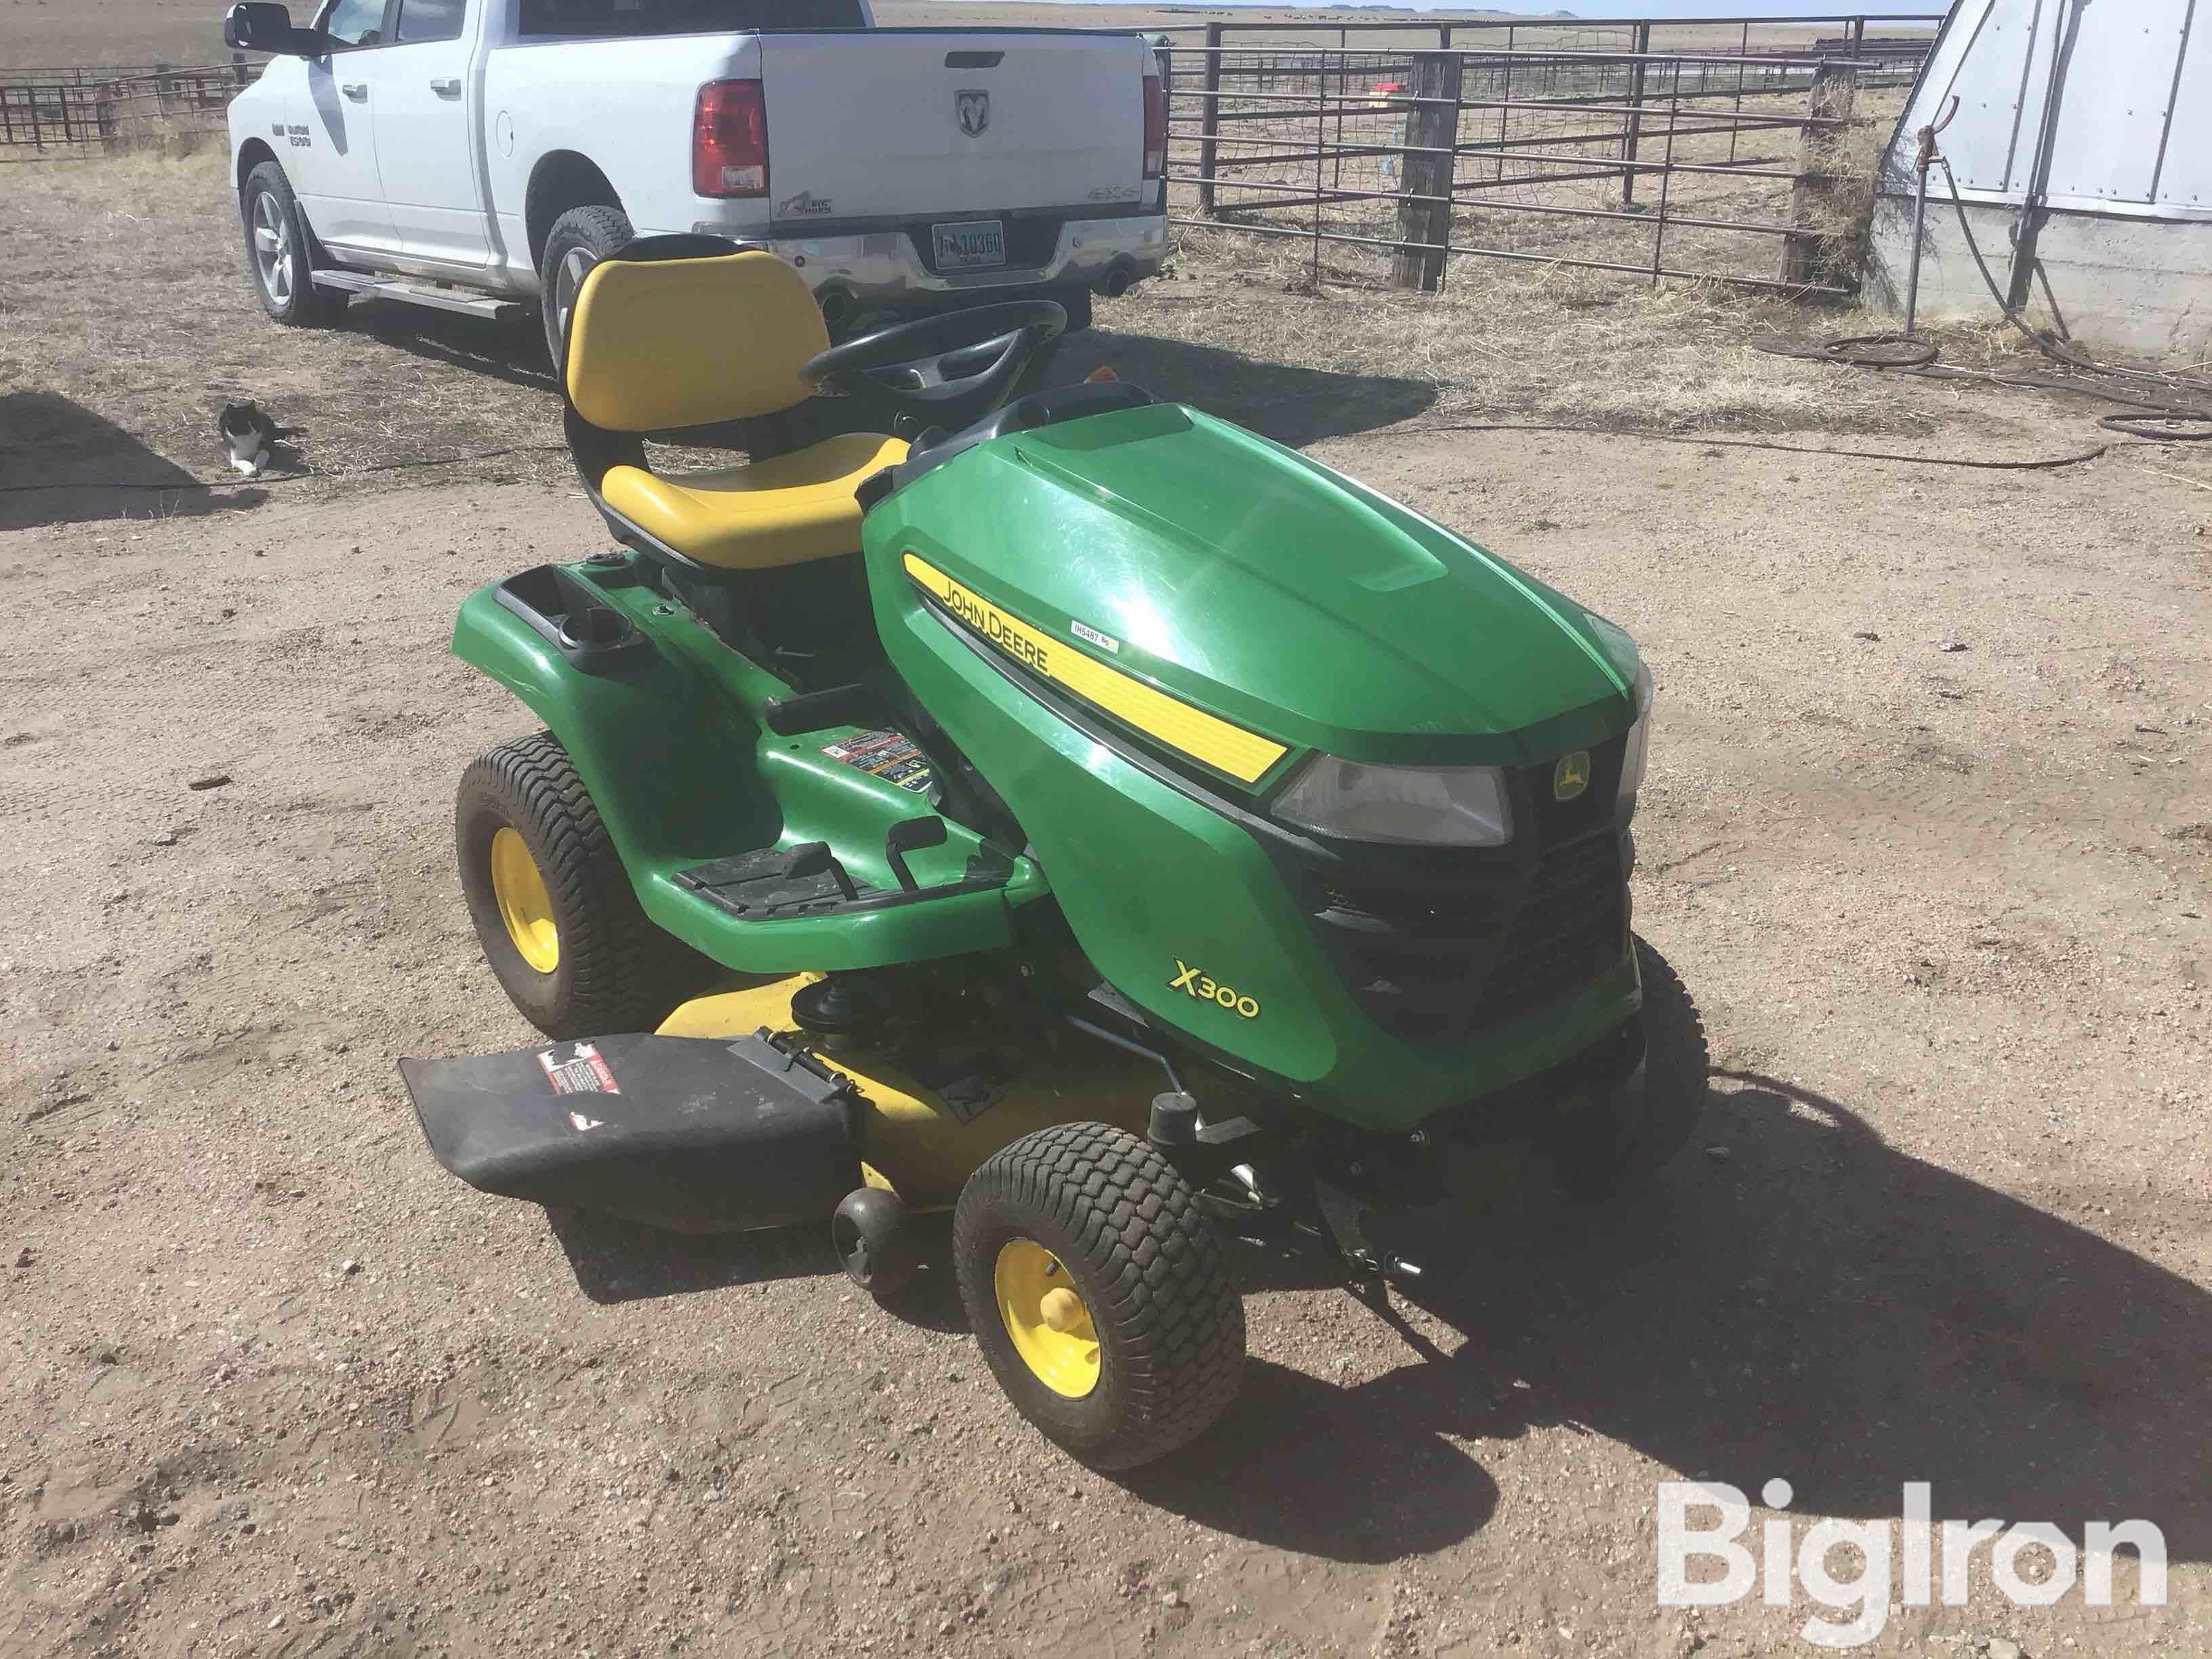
800, 300, 1067, 436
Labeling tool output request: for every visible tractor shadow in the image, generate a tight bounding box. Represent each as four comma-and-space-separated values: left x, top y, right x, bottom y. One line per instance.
544, 1204, 972, 1334
1133, 1072, 2212, 1569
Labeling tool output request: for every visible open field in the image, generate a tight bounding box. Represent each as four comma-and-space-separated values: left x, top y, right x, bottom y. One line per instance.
0, 1, 1913, 72
6, 136, 2212, 1659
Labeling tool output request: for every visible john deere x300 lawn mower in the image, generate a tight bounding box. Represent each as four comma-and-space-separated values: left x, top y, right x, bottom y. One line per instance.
402, 236, 1703, 1470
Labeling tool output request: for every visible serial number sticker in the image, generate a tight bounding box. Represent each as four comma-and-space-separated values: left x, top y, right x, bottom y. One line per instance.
821, 729, 935, 794
1070, 619, 1121, 654
539, 1042, 620, 1097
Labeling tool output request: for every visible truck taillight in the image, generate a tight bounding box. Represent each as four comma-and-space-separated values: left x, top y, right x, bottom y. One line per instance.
694, 79, 767, 198
1142, 72, 1166, 178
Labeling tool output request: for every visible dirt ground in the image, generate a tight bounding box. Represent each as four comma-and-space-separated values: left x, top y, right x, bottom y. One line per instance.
6, 142, 2212, 1659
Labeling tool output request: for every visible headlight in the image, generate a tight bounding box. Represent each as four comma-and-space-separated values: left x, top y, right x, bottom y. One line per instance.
1273, 756, 1513, 847
1618, 662, 1654, 808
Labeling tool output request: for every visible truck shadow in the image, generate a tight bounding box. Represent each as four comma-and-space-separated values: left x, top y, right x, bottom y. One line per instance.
337, 305, 1433, 449
1052, 326, 1435, 448
1132, 1072, 2212, 1569
0, 392, 267, 531
344, 304, 560, 397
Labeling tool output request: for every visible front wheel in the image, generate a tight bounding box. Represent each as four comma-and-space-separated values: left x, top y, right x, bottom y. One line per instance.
239, 161, 346, 327
1551, 935, 1708, 1199
954, 1121, 1245, 1470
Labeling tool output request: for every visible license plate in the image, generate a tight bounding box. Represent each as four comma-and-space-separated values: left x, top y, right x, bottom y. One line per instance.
933, 220, 1006, 271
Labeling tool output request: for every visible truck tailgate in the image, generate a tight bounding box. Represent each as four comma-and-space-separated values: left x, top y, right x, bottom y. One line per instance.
758, 30, 1145, 224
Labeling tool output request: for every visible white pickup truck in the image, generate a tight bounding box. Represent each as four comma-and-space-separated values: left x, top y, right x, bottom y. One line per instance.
220, 0, 1166, 362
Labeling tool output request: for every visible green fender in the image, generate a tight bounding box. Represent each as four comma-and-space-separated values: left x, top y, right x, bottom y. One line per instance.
451, 565, 1034, 973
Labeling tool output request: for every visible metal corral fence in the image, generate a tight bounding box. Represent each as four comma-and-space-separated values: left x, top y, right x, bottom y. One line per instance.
0, 58, 262, 157
1155, 14, 1946, 296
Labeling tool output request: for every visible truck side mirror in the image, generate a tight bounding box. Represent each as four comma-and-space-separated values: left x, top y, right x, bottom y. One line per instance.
224, 2, 319, 56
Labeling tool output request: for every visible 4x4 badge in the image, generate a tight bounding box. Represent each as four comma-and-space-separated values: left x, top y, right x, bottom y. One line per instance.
1553, 751, 1591, 801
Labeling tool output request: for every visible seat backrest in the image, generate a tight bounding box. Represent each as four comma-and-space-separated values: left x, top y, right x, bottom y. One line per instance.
565, 243, 830, 434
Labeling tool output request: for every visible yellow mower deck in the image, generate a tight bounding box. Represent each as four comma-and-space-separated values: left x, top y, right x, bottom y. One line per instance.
657, 977, 1158, 1207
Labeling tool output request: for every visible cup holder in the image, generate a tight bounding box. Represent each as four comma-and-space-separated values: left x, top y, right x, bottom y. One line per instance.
558, 605, 632, 651
492, 564, 651, 674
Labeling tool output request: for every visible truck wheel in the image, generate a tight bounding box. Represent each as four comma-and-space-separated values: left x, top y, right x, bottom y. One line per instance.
455, 731, 712, 1038
1552, 936, 1708, 1200
954, 1121, 1244, 1470
540, 205, 634, 371
239, 161, 346, 327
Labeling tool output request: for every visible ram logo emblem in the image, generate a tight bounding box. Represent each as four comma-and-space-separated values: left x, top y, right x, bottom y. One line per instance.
955, 89, 990, 138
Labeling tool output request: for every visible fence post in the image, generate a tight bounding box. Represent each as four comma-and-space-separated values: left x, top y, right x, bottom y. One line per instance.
1197, 22, 1223, 219
1780, 62, 1857, 287
1393, 47, 1462, 293
230, 49, 250, 87
1333, 27, 1346, 196
1620, 20, 1652, 207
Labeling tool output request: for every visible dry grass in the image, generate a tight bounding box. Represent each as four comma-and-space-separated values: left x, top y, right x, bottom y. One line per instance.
0, 134, 1927, 531
0, 149, 569, 509
1151, 225, 1921, 433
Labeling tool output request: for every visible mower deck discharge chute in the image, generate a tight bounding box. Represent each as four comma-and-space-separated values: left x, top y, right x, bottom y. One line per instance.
401, 1029, 860, 1235
403, 236, 1702, 1469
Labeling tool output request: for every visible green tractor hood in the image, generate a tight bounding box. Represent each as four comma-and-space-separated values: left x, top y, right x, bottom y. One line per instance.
872, 401, 1639, 782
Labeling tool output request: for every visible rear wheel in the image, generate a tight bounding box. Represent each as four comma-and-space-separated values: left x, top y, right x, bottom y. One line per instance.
539, 204, 634, 371
954, 1121, 1244, 1469
455, 731, 713, 1038
239, 161, 346, 327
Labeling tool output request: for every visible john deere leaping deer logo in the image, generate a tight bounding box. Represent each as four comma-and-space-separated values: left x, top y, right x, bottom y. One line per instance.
955, 89, 990, 138
1553, 750, 1591, 802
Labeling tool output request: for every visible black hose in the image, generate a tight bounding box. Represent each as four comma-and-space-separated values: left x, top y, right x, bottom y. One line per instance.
1759, 159, 2212, 442
1384, 421, 2110, 472
1816, 333, 1938, 369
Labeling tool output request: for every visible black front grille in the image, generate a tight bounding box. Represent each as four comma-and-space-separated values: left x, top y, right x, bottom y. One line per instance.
1483, 830, 1629, 1023
1298, 813, 1629, 1044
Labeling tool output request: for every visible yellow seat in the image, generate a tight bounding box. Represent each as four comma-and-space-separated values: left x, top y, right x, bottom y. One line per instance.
562, 242, 905, 571
598, 432, 908, 571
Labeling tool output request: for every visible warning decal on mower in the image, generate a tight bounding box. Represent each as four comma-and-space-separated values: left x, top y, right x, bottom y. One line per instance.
538, 1042, 621, 1097
821, 729, 934, 795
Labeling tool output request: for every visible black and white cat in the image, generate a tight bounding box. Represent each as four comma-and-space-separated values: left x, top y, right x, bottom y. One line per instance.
218, 401, 280, 476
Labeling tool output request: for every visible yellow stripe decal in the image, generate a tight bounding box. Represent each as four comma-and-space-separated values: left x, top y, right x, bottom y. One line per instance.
905, 553, 1288, 786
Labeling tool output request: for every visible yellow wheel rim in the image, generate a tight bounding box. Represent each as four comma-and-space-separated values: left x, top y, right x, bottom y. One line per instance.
994, 1239, 1101, 1399
489, 827, 560, 973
